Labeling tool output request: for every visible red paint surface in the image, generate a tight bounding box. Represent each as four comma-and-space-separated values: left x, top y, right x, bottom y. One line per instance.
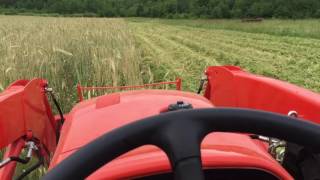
0, 139, 25, 180
204, 66, 320, 123
77, 79, 182, 102
3, 66, 320, 179
49, 90, 292, 179
0, 79, 56, 151
0, 79, 57, 179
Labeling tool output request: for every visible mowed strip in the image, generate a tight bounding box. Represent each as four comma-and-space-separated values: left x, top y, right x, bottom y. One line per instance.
130, 20, 320, 92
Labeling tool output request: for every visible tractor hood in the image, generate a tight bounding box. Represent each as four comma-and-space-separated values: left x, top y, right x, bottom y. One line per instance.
49, 90, 291, 179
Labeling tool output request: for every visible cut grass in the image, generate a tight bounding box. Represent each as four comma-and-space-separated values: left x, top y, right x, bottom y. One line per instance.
130, 18, 320, 40
128, 18, 320, 92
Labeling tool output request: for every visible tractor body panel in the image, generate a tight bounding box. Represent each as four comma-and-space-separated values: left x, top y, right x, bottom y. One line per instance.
49, 90, 291, 179
204, 66, 320, 124
3, 66, 320, 179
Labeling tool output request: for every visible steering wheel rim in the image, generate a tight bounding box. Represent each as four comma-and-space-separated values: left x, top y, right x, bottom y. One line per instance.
43, 108, 320, 180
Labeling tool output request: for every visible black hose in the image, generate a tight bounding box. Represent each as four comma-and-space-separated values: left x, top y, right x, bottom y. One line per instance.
10, 156, 31, 164
47, 90, 64, 123
45, 87, 65, 142
15, 150, 44, 180
197, 78, 206, 94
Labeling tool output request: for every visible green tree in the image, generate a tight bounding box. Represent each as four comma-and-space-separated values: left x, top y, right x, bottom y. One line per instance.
177, 0, 190, 13
1, 0, 320, 18
136, 4, 144, 16
248, 2, 273, 17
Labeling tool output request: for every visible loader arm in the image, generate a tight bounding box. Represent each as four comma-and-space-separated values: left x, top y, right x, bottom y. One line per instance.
0, 79, 57, 180
203, 66, 320, 179
204, 66, 320, 124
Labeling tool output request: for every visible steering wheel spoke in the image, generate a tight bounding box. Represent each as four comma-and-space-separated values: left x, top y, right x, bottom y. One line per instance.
151, 120, 205, 180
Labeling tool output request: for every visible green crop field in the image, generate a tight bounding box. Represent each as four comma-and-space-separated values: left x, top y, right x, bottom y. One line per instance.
1, 16, 320, 179
131, 18, 320, 92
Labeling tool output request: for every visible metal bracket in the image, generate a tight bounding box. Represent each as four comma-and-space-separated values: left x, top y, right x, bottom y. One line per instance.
197, 75, 208, 94
0, 141, 38, 168
251, 110, 300, 164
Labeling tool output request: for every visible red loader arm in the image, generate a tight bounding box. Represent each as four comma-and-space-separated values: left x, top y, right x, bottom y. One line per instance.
0, 79, 57, 179
204, 66, 320, 124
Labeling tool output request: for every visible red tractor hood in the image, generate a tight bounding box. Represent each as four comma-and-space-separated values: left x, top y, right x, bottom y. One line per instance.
49, 90, 291, 179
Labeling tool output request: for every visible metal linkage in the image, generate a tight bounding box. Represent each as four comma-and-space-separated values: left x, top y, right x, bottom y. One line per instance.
0, 141, 45, 179
15, 143, 44, 180
251, 135, 286, 163
251, 135, 274, 143
288, 110, 298, 118
268, 138, 286, 163
197, 75, 208, 94
0, 141, 38, 168
251, 110, 300, 164
0, 159, 11, 169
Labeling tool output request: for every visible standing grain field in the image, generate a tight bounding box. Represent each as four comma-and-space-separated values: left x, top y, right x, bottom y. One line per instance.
0, 15, 146, 179
0, 16, 143, 111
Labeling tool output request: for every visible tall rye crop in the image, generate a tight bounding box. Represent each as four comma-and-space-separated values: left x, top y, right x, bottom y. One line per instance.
0, 16, 146, 179
0, 16, 142, 111
1, 16, 320, 179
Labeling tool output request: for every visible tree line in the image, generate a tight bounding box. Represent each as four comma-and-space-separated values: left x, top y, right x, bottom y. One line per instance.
1, 0, 320, 18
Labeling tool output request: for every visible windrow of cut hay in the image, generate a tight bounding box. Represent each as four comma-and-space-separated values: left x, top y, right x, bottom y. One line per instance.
130, 19, 320, 93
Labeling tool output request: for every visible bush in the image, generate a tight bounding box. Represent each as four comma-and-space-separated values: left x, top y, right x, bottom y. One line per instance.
83, 12, 98, 17
165, 13, 174, 19
3, 9, 18, 15
315, 9, 320, 18
172, 13, 192, 19
40, 13, 61, 17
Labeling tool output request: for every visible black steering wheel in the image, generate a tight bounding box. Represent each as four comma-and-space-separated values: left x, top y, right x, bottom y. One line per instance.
43, 108, 320, 180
